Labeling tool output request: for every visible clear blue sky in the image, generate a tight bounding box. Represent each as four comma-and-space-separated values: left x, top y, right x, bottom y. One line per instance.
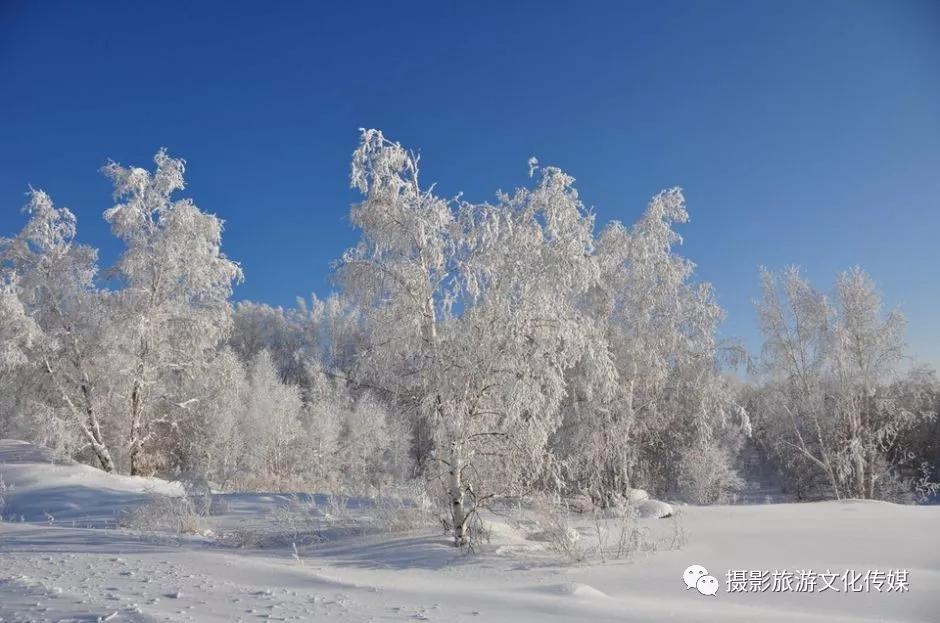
1, 0, 938, 368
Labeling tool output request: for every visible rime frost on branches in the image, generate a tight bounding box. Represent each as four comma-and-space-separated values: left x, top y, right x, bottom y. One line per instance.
2, 129, 933, 519
102, 150, 243, 474
1, 190, 116, 470
753, 267, 934, 500
340, 129, 744, 542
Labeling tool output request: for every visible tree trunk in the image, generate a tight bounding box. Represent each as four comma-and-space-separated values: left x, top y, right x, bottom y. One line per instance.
448, 441, 471, 547
43, 357, 115, 473
129, 376, 144, 476
128, 339, 149, 476
90, 440, 115, 472
80, 383, 115, 473
811, 413, 842, 500
847, 399, 867, 499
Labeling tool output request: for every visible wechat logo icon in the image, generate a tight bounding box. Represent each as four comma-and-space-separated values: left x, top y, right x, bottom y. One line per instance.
683, 564, 719, 596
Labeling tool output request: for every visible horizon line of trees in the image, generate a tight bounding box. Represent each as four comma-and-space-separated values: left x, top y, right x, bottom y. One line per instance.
1, 130, 936, 544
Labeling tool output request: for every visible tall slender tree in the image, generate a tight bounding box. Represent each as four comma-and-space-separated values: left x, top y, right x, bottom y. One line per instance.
102, 149, 243, 474
1, 190, 116, 471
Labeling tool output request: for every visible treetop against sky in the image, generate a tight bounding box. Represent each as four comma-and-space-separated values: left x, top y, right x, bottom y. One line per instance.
0, 0, 937, 366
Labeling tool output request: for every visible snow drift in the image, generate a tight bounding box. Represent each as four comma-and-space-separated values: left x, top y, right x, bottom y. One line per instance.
0, 439, 181, 525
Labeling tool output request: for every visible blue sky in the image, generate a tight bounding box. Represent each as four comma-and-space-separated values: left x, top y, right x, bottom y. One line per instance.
1, 0, 938, 368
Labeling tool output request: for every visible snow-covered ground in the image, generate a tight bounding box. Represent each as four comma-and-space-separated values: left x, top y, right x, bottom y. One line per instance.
1, 440, 938, 623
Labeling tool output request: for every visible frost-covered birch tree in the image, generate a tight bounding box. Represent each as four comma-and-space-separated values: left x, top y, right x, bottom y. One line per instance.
339, 129, 457, 473
340, 130, 608, 544
102, 150, 243, 475
0, 190, 116, 470
556, 189, 746, 503
0, 275, 39, 373
754, 266, 934, 500
240, 349, 303, 484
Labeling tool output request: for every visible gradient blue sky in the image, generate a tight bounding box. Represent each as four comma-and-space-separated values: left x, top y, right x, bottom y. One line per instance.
1, 0, 938, 367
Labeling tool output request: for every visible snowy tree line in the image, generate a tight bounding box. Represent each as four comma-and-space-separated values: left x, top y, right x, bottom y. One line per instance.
748, 267, 938, 501
1, 130, 937, 544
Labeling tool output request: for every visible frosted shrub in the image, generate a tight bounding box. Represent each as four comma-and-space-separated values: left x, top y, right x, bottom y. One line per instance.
121, 492, 204, 535
913, 462, 940, 504
371, 481, 435, 534
268, 495, 323, 545
511, 494, 672, 564
372, 497, 433, 534
254, 488, 434, 550
677, 444, 743, 504
527, 496, 589, 563
217, 527, 264, 549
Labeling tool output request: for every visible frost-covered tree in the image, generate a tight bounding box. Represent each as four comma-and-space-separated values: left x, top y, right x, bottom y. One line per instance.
231, 302, 309, 386
829, 268, 908, 498
230, 294, 362, 388
0, 190, 116, 470
337, 393, 410, 492
102, 150, 243, 474
890, 368, 940, 499
297, 359, 408, 493
298, 293, 364, 377
0, 275, 39, 373
754, 266, 934, 500
752, 266, 835, 497
170, 346, 246, 487
339, 129, 456, 473
238, 349, 303, 485
340, 130, 609, 544
299, 362, 344, 490
0, 275, 43, 442
554, 189, 747, 503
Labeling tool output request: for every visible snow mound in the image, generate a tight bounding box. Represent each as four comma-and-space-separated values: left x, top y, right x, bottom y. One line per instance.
0, 439, 67, 464
636, 499, 673, 518
483, 519, 528, 542
527, 526, 580, 544
481, 520, 547, 555
626, 488, 649, 503
0, 439, 182, 525
538, 582, 608, 598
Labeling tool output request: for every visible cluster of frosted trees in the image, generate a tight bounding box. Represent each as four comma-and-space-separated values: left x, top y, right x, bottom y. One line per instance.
0, 152, 407, 493
0, 157, 242, 478
1, 130, 936, 544
748, 267, 938, 501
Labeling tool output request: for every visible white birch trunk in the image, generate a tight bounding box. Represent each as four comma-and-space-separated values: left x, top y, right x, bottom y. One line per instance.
447, 440, 470, 547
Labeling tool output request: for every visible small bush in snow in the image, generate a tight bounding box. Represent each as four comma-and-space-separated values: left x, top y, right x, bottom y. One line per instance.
120, 492, 204, 535
508, 495, 591, 563
268, 495, 325, 545
217, 527, 264, 549
506, 492, 683, 565
371, 483, 435, 534
913, 462, 940, 504
677, 444, 743, 504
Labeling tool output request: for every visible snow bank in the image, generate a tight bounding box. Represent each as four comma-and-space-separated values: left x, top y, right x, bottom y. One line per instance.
0, 458, 937, 622
0, 439, 182, 525
536, 582, 608, 598
636, 499, 674, 518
